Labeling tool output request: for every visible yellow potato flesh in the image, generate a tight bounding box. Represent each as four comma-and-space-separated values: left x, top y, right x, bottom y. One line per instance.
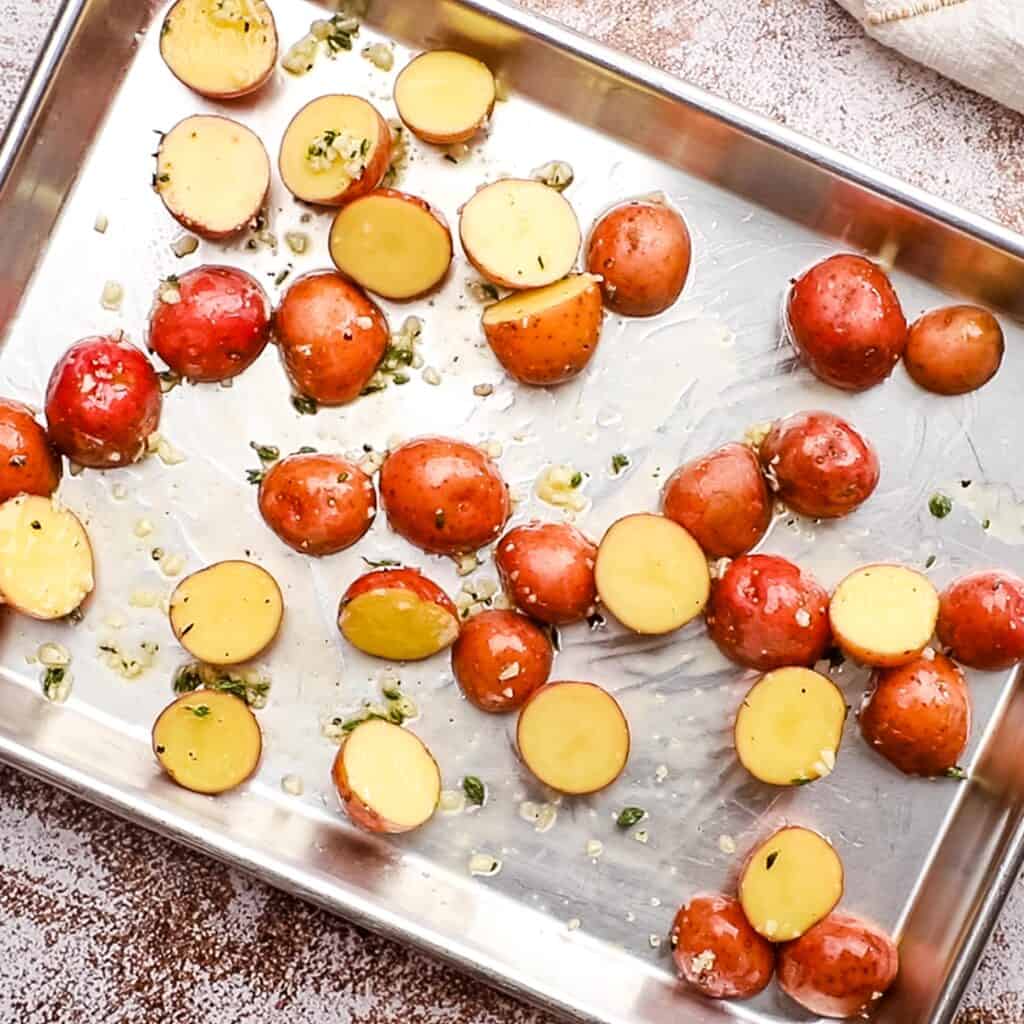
170, 561, 283, 666
482, 274, 599, 325
735, 668, 847, 786
153, 689, 262, 795
740, 828, 844, 941
395, 50, 495, 143
340, 588, 459, 661
0, 495, 94, 619
517, 682, 630, 794
595, 514, 710, 634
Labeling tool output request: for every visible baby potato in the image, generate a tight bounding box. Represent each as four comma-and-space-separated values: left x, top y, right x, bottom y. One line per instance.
707, 555, 831, 671
759, 410, 879, 519
937, 570, 1024, 670
0, 398, 61, 502
394, 50, 496, 144
859, 654, 969, 777
258, 453, 375, 556
275, 271, 389, 406
905, 304, 1003, 395
787, 253, 908, 391
586, 199, 691, 317
662, 442, 772, 557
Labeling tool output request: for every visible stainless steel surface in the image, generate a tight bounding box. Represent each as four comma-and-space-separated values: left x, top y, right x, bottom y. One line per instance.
1, 2, 1023, 1023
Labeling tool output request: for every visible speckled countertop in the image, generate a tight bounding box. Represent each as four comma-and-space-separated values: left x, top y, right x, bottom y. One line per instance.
1, 1, 1023, 1022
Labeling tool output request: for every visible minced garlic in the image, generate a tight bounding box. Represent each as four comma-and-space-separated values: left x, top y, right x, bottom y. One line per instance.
306, 129, 369, 177
536, 464, 587, 513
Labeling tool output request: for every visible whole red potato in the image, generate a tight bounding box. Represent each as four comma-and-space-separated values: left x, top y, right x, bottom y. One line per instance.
0, 398, 61, 502
905, 304, 1003, 395
937, 570, 1024, 670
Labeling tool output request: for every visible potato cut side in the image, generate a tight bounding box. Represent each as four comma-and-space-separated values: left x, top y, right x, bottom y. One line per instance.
340, 588, 459, 661
460, 179, 581, 290
734, 668, 847, 786
156, 115, 270, 238
333, 719, 441, 833
595, 513, 710, 634
830, 564, 938, 666
739, 827, 844, 941
153, 689, 262, 795
0, 495, 94, 620
169, 560, 283, 665
160, 0, 277, 99
395, 50, 495, 144
482, 274, 599, 326
330, 192, 452, 300
517, 682, 630, 794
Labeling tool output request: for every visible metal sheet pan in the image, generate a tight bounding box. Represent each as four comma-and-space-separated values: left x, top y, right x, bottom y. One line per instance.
2, 2, 1024, 1023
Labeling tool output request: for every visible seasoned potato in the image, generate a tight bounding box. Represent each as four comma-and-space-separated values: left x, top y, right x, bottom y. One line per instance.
759, 410, 879, 519
905, 305, 1003, 395
787, 253, 908, 391
662, 442, 772, 557
0, 398, 61, 502
394, 50, 495, 144
586, 200, 691, 316
937, 570, 1024, 670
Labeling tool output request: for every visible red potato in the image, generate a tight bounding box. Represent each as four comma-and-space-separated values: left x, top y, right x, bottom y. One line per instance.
778, 912, 899, 1019
0, 398, 61, 502
275, 271, 389, 406
379, 437, 510, 555
670, 894, 775, 1000
707, 554, 831, 671
787, 254, 908, 391
758, 410, 879, 519
258, 453, 375, 556
662, 442, 772, 558
937, 570, 1024, 670
495, 521, 598, 624
148, 266, 271, 382
45, 335, 162, 469
905, 305, 1004, 395
451, 609, 553, 713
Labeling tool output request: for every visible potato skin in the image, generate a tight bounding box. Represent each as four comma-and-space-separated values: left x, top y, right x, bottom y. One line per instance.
905, 305, 1003, 395
859, 654, 969, 776
937, 570, 1024, 670
0, 398, 61, 502
707, 554, 831, 670
670, 894, 775, 1000
787, 254, 907, 391
379, 437, 510, 555
258, 454, 375, 556
759, 410, 879, 519
275, 272, 388, 405
495, 521, 598, 624
662, 442, 772, 557
342, 567, 458, 617
452, 609, 553, 712
778, 912, 899, 1019
586, 201, 691, 316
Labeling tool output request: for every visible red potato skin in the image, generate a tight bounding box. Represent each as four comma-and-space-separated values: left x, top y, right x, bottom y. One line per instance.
275, 272, 389, 405
670, 895, 775, 1000
759, 411, 879, 519
452, 609, 553, 712
495, 521, 598, 625
0, 399, 61, 502
707, 554, 832, 671
937, 570, 1024, 670
258, 454, 375, 556
859, 654, 970, 776
45, 336, 162, 469
787, 254, 908, 391
148, 266, 271, 382
662, 442, 772, 557
778, 912, 899, 1019
379, 437, 510, 555
905, 305, 1004, 395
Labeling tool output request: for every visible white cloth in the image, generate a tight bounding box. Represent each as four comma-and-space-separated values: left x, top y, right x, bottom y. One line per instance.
834, 0, 1024, 113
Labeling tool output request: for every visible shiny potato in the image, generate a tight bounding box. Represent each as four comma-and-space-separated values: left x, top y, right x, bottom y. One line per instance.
0, 398, 61, 502
905, 304, 1003, 395
937, 570, 1024, 670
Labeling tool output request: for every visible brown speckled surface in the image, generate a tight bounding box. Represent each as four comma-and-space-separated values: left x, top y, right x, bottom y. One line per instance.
1, 1, 1023, 1022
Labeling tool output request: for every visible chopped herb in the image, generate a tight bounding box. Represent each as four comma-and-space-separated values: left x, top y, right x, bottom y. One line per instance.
337, 472, 350, 483
180, 623, 195, 637
929, 493, 952, 519
462, 775, 486, 806
960, 479, 972, 489
387, 703, 406, 725
360, 138, 370, 155
537, 255, 545, 269
435, 509, 446, 529
274, 266, 292, 286
151, 548, 164, 561
8, 454, 27, 468
611, 454, 630, 474
30, 520, 41, 530
42, 667, 65, 687
925, 555, 936, 569
362, 557, 400, 569
341, 711, 388, 733
479, 283, 499, 301
173, 665, 203, 693
292, 395, 318, 416
791, 777, 813, 786
982, 518, 992, 530
249, 442, 280, 462
187, 704, 212, 718
246, 469, 265, 485
569, 471, 583, 488
616, 806, 646, 829
392, 372, 410, 385
946, 765, 968, 780
64, 607, 84, 626
443, 153, 458, 164
157, 173, 170, 184
98, 644, 118, 654
587, 611, 607, 631
155, 744, 166, 753
381, 685, 402, 701
297, 446, 317, 455
549, 625, 561, 652
164, 273, 179, 286
765, 851, 779, 870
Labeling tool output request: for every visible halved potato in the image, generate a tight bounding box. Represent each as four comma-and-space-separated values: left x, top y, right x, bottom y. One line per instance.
394, 50, 496, 144
595, 513, 710, 634
830, 564, 938, 667
332, 718, 441, 833
0, 495, 94, 620
516, 681, 630, 794
156, 115, 270, 239
169, 560, 283, 666
459, 179, 581, 290
160, 0, 277, 100
153, 689, 262, 795
482, 274, 603, 385
329, 189, 453, 300
739, 827, 844, 942
735, 668, 847, 786
279, 95, 390, 206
